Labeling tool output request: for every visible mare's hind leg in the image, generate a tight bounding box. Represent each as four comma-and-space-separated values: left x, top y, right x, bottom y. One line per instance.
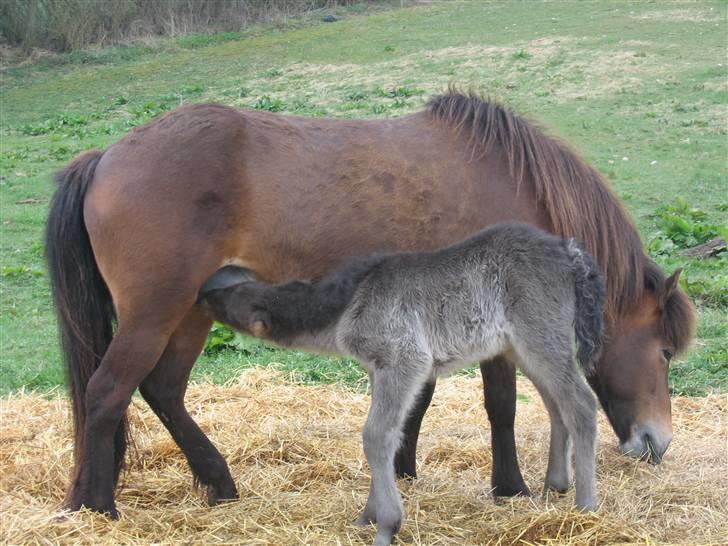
394, 379, 436, 479
480, 357, 530, 497
139, 306, 238, 505
70, 320, 178, 516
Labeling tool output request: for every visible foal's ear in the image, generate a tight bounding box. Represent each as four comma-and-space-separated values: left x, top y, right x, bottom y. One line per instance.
251, 311, 272, 338
659, 268, 682, 309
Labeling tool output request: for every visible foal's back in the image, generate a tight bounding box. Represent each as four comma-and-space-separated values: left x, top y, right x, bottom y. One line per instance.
339, 224, 579, 374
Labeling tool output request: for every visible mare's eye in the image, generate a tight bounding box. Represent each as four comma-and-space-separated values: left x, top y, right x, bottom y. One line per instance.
662, 349, 673, 362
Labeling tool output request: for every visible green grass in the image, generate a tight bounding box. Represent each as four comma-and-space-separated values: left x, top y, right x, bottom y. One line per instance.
1, 1, 726, 396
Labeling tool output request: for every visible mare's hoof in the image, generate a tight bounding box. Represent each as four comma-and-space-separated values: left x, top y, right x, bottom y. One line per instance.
492, 482, 531, 498
207, 483, 239, 506
65, 501, 119, 519
395, 469, 417, 481
393, 459, 417, 480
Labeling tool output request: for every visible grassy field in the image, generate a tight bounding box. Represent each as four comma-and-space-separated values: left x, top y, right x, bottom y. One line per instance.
1, 1, 726, 396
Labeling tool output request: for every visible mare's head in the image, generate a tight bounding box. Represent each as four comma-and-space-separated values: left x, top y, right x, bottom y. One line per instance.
590, 265, 695, 464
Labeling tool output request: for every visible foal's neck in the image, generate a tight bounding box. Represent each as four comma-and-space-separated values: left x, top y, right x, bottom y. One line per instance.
261, 255, 383, 349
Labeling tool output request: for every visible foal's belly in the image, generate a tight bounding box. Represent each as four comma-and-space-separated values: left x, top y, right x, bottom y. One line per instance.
430, 318, 512, 377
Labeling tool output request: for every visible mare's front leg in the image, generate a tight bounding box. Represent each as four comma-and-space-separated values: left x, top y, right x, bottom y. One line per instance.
394, 379, 436, 478
139, 306, 238, 505
357, 365, 427, 546
480, 356, 530, 497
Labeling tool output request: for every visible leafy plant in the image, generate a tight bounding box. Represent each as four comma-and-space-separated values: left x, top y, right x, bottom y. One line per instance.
0, 266, 43, 278
648, 198, 727, 255
252, 95, 285, 112
345, 88, 368, 101
374, 86, 422, 98
129, 100, 175, 125
18, 112, 90, 136
680, 258, 728, 308
204, 323, 239, 354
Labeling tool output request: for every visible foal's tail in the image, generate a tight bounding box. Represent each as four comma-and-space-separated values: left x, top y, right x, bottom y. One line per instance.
45, 150, 126, 496
567, 240, 606, 376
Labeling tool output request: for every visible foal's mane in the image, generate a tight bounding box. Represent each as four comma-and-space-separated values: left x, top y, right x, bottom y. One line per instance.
427, 91, 695, 351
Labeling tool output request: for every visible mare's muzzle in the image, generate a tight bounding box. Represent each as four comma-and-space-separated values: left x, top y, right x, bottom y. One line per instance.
619, 423, 672, 465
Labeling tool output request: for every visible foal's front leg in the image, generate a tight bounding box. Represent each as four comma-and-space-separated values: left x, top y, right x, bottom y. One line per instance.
357, 365, 426, 546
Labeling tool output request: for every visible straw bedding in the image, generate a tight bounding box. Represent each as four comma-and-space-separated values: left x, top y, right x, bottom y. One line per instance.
1, 368, 726, 545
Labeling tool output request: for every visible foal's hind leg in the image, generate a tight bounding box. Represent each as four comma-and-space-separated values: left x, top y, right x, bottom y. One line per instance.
539, 390, 572, 494
514, 344, 598, 510
139, 306, 238, 505
480, 357, 530, 497
554, 377, 597, 510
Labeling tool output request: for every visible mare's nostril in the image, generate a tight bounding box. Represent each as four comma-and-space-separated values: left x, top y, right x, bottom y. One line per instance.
644, 434, 663, 465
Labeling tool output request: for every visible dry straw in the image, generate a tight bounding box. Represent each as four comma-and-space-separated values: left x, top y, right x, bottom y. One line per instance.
1, 368, 726, 545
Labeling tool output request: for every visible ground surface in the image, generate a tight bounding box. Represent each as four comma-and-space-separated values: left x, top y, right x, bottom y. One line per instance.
1, 0, 726, 396
1, 371, 726, 545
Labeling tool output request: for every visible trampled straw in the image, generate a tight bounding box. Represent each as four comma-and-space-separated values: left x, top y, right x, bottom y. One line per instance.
1, 368, 726, 545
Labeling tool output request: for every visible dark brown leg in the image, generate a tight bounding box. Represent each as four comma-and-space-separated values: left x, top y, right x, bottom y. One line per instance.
69, 326, 171, 516
139, 307, 238, 505
481, 357, 530, 497
394, 379, 436, 478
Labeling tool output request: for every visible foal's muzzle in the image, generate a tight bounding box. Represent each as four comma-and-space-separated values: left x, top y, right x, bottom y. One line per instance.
619, 424, 672, 465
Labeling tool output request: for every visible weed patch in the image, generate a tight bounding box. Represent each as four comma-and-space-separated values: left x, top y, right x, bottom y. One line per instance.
252, 95, 286, 112
648, 198, 727, 254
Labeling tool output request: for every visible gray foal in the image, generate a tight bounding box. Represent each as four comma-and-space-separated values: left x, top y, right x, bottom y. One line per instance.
198, 223, 605, 546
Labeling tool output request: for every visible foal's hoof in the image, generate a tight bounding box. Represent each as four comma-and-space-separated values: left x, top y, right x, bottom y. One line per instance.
544, 476, 570, 495
354, 512, 376, 527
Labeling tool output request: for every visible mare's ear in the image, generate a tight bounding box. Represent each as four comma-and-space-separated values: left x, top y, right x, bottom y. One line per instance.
659, 268, 682, 309
251, 310, 272, 338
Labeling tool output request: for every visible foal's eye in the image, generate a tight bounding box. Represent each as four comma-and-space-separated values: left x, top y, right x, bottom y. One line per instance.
662, 349, 673, 362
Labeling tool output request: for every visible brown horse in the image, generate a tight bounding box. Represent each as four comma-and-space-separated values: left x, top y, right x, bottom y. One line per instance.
46, 92, 695, 517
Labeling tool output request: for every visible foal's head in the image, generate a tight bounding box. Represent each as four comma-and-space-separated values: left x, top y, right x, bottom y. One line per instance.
198, 266, 271, 338
197, 266, 315, 341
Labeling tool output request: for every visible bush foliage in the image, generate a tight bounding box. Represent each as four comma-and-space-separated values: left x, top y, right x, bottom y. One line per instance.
1, 0, 360, 52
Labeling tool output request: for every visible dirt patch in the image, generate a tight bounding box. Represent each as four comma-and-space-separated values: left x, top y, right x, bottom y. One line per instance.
630, 8, 723, 23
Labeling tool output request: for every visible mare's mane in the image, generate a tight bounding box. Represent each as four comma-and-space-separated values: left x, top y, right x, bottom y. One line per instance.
427, 91, 694, 351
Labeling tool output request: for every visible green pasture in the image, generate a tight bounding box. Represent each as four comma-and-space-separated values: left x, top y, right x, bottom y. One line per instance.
1, 1, 726, 396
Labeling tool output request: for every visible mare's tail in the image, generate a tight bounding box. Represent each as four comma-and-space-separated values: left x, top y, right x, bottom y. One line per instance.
566, 240, 606, 376
45, 150, 126, 497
